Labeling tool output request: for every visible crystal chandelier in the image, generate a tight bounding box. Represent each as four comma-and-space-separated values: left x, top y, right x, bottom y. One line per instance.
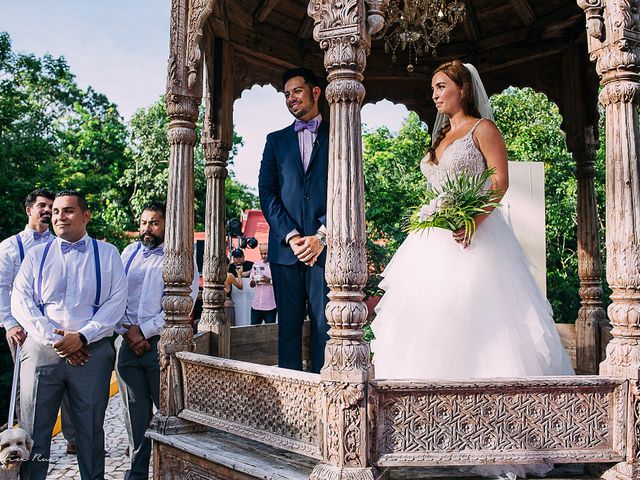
377, 0, 466, 72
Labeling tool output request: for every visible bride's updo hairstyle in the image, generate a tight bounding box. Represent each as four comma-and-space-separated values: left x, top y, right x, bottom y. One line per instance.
428, 60, 481, 162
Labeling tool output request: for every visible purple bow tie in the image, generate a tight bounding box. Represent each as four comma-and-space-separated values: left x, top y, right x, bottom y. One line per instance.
33, 231, 51, 241
143, 246, 164, 258
61, 240, 86, 254
294, 119, 320, 133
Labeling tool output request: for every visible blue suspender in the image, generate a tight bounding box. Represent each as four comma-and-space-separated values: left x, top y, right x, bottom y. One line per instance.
91, 238, 101, 315
15, 235, 24, 262
37, 238, 102, 316
124, 242, 141, 275
37, 241, 53, 315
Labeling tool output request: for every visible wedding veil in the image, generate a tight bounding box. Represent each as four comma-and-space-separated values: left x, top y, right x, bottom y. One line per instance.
431, 63, 494, 146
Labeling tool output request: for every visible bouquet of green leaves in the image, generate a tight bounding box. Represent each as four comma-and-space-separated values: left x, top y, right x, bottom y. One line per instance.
406, 168, 502, 243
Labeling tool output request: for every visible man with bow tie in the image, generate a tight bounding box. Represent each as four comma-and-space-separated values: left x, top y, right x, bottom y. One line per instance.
11, 190, 127, 480
0, 189, 55, 355
258, 67, 330, 374
0, 189, 77, 452
116, 201, 198, 480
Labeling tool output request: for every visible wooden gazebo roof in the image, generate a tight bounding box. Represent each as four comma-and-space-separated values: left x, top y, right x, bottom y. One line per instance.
208, 0, 598, 131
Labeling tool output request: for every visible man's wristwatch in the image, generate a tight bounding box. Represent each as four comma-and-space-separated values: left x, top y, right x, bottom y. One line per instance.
315, 232, 327, 247
78, 333, 88, 346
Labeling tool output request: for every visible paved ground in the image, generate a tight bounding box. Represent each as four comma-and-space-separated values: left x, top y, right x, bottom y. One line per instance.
47, 393, 140, 479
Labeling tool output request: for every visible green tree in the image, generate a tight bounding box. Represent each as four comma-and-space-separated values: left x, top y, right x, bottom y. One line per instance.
0, 32, 129, 245
122, 97, 258, 231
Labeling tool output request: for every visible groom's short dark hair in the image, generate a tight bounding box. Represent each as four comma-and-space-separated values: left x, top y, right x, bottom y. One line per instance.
282, 68, 320, 90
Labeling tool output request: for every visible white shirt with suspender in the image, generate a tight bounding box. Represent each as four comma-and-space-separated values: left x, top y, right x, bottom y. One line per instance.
0, 227, 52, 331
10, 233, 128, 346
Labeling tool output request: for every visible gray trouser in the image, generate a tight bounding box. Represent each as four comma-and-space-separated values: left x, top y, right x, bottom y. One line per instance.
115, 335, 160, 480
19, 336, 114, 480
6, 329, 76, 443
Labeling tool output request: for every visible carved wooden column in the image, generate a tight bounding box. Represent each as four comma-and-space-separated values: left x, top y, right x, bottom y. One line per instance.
200, 38, 233, 358
154, 92, 201, 433
308, 1, 386, 479
573, 127, 608, 374
579, 0, 640, 477
151, 0, 208, 438
561, 47, 608, 374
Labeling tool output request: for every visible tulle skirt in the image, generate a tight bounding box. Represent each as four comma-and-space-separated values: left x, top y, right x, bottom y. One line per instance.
371, 209, 574, 380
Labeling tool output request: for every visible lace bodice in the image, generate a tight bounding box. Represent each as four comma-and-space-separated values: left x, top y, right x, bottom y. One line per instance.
421, 119, 487, 189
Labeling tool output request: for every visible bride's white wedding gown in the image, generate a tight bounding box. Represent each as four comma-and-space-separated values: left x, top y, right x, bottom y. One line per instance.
370, 120, 574, 478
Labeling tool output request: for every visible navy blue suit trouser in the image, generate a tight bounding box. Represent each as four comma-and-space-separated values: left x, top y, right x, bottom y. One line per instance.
271, 261, 329, 373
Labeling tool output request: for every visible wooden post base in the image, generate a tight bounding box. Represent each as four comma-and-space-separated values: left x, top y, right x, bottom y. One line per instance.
310, 464, 389, 480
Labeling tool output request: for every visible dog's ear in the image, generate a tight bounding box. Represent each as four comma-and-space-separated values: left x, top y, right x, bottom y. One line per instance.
24, 432, 33, 453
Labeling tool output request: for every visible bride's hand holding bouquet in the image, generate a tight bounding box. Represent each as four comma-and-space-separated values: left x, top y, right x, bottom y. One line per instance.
405, 168, 502, 248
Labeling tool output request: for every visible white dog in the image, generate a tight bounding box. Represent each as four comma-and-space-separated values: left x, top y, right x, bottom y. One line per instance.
0, 428, 32, 479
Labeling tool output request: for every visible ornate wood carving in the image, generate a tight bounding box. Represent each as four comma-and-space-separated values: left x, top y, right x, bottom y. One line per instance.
168, 0, 188, 92
151, 92, 204, 436
574, 126, 608, 375
579, 0, 640, 477
307, 1, 384, 479
155, 446, 226, 480
177, 353, 322, 458
199, 38, 234, 358
578, 0, 605, 41
560, 47, 608, 375
186, 0, 214, 90
200, 140, 230, 350
370, 377, 626, 465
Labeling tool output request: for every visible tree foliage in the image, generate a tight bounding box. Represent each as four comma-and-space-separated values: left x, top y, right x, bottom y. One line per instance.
0, 32, 129, 245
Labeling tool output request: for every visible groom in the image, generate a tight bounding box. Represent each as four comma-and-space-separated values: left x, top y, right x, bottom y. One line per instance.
258, 67, 330, 374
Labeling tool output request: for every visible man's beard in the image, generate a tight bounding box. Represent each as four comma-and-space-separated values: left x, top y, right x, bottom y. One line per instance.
140, 233, 163, 248
40, 215, 51, 225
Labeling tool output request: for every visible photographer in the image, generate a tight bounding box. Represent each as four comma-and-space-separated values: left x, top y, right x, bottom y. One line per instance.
228, 248, 253, 278
249, 244, 277, 325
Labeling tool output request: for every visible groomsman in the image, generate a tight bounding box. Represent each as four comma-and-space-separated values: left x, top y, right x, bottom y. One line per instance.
12, 190, 128, 480
0, 189, 77, 453
116, 201, 198, 480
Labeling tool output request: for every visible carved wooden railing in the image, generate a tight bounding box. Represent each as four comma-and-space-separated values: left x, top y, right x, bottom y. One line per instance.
176, 352, 323, 459
370, 377, 627, 467
171, 354, 629, 471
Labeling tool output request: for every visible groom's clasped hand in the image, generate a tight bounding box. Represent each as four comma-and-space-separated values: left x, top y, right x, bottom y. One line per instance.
288, 234, 324, 267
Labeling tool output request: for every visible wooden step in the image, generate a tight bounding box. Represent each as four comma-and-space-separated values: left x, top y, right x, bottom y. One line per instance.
149, 428, 603, 479
148, 427, 316, 479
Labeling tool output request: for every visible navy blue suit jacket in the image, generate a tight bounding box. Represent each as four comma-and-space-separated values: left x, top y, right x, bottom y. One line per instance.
258, 120, 329, 266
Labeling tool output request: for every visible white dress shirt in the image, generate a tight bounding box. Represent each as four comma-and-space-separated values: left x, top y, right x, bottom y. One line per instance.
0, 226, 53, 331
117, 242, 199, 339
11, 233, 128, 346
297, 113, 321, 173
286, 114, 326, 243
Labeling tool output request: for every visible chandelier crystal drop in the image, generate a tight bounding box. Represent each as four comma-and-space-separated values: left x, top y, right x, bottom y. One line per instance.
378, 0, 466, 73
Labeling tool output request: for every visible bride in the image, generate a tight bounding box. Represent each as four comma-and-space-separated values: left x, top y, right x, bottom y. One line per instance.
370, 60, 574, 478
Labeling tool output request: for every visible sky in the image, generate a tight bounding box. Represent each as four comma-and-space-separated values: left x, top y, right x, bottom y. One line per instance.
0, 0, 409, 190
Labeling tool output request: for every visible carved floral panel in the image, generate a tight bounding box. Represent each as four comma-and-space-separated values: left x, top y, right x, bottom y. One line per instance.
370, 378, 626, 465
177, 352, 322, 459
